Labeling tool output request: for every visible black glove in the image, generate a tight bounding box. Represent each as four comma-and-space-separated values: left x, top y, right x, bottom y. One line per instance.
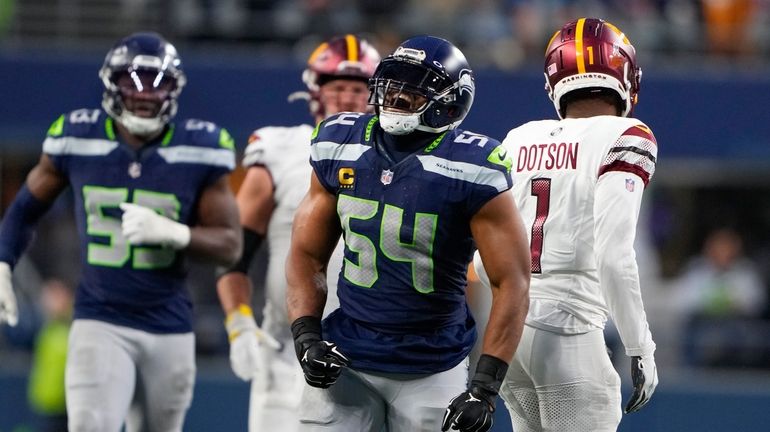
442, 354, 508, 432
291, 316, 350, 389
625, 354, 658, 413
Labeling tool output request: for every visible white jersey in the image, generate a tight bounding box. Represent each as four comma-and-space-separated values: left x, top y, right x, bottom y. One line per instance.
503, 115, 656, 357
242, 124, 344, 432
242, 124, 342, 337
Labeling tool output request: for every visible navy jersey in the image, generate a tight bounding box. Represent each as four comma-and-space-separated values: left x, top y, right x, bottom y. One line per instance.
43, 108, 235, 333
311, 113, 513, 373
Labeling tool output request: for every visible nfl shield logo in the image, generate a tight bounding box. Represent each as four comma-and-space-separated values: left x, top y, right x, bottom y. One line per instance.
380, 169, 394, 185
625, 178, 635, 192
128, 162, 142, 179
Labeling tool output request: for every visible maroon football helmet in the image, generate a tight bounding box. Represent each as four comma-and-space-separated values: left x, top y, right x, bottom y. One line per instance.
301, 34, 380, 119
544, 18, 641, 118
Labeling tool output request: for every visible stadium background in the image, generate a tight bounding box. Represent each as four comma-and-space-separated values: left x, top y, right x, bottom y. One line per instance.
1, 1, 770, 431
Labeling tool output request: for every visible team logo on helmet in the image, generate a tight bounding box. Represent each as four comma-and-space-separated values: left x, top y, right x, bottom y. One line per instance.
458, 69, 474, 97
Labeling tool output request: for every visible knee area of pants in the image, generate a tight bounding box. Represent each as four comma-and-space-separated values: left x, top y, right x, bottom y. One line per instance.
163, 367, 195, 409
68, 409, 101, 432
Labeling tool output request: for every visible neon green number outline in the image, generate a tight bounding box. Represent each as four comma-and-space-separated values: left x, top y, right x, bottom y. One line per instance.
379, 205, 437, 293
84, 186, 130, 267
83, 186, 181, 270
337, 194, 438, 293
338, 194, 379, 288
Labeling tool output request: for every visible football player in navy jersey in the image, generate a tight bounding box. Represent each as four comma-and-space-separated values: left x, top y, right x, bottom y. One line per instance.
0, 32, 241, 432
216, 34, 380, 432
285, 35, 531, 432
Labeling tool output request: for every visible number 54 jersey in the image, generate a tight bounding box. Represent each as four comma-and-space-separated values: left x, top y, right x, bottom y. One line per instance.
501, 115, 657, 349
310, 113, 513, 374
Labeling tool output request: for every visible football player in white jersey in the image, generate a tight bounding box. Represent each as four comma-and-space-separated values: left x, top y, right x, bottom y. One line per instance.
474, 18, 659, 431
215, 34, 380, 432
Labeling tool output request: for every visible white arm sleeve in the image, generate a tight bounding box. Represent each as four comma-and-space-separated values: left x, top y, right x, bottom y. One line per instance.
594, 171, 656, 357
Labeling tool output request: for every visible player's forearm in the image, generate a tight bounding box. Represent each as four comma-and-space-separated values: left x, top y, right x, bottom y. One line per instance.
599, 256, 655, 356
188, 225, 243, 267
287, 286, 327, 322
0, 185, 53, 268
286, 251, 328, 322
216, 272, 252, 315
481, 275, 530, 362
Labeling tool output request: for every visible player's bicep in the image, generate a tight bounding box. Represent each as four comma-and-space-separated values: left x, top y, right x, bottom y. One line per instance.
197, 175, 240, 230
235, 166, 274, 234
26, 154, 68, 203
291, 171, 341, 264
470, 192, 530, 290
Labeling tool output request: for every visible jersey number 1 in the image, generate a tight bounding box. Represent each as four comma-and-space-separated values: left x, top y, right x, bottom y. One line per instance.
530, 178, 552, 273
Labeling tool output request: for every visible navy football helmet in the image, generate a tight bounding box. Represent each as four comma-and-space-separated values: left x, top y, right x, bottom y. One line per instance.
369, 36, 474, 135
99, 32, 186, 136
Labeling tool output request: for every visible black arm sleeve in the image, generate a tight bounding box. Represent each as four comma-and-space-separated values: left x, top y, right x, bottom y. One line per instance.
216, 227, 264, 277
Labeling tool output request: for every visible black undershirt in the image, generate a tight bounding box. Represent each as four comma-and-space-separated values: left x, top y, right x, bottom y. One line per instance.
374, 126, 440, 165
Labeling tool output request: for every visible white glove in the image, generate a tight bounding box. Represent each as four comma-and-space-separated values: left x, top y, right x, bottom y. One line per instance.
225, 304, 281, 381
120, 203, 191, 249
625, 354, 659, 413
0, 262, 18, 327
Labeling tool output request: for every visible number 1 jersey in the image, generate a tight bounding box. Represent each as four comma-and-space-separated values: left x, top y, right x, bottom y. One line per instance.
499, 115, 657, 356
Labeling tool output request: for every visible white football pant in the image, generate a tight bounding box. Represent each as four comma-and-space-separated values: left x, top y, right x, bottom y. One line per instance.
66, 319, 195, 432
500, 326, 622, 432
296, 360, 468, 431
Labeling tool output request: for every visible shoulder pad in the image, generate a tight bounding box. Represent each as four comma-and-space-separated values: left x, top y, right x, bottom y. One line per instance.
621, 122, 657, 145
176, 118, 235, 150
443, 128, 510, 173
48, 109, 108, 138
599, 119, 658, 186
242, 125, 312, 168
313, 112, 374, 144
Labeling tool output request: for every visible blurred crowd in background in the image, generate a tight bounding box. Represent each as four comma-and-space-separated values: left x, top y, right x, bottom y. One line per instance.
1, 4, 769, 425
2, 0, 770, 71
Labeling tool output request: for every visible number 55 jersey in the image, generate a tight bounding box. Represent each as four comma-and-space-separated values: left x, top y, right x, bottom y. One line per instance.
310, 113, 513, 374
498, 115, 657, 356
43, 108, 235, 334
